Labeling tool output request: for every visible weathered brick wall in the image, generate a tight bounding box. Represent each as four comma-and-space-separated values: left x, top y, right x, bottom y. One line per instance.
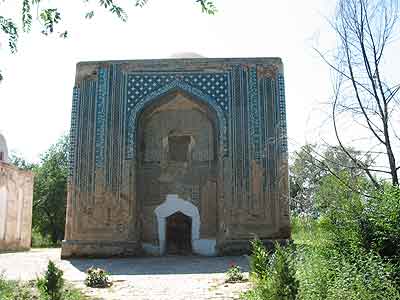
0, 162, 34, 251
62, 57, 290, 258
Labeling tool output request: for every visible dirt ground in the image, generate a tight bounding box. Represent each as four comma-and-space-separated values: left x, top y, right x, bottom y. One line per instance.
0, 248, 251, 300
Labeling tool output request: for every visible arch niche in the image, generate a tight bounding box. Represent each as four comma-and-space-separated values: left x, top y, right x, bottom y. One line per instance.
135, 88, 222, 256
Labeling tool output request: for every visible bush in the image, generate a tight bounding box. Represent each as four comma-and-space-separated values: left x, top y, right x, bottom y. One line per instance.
291, 216, 329, 248
324, 252, 400, 300
37, 260, 64, 300
225, 263, 245, 283
1, 268, 87, 300
1, 274, 39, 300
364, 185, 400, 262
84, 267, 112, 288
317, 176, 400, 286
0, 273, 15, 300
249, 239, 270, 280
246, 241, 299, 300
295, 248, 332, 300
31, 228, 58, 248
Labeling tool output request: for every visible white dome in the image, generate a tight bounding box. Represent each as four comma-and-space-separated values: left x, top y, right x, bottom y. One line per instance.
0, 133, 8, 163
169, 52, 205, 59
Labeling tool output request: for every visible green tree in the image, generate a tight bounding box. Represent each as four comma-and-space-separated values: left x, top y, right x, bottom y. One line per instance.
317, 0, 400, 187
37, 260, 64, 300
290, 144, 322, 216
290, 144, 372, 216
8, 152, 37, 170
33, 134, 69, 244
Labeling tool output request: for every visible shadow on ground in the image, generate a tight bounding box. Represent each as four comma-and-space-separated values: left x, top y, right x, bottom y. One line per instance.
66, 255, 250, 276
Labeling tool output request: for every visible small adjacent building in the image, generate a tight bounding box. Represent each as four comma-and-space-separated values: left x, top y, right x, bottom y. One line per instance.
0, 133, 34, 251
61, 56, 290, 258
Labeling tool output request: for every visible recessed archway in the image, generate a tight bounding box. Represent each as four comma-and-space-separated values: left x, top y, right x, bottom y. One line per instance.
136, 90, 219, 256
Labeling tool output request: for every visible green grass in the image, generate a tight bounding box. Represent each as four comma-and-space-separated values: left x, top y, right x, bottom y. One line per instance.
31, 228, 61, 248
0, 275, 90, 300
243, 217, 400, 300
291, 216, 330, 248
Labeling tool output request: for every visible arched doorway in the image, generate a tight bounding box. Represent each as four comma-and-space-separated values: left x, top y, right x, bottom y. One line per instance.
166, 211, 192, 254
136, 90, 220, 255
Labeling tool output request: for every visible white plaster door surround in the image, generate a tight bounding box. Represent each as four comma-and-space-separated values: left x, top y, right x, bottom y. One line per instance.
154, 194, 216, 256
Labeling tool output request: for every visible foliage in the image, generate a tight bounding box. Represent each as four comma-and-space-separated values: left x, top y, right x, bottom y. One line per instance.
290, 144, 322, 216
319, 0, 400, 187
295, 244, 400, 300
225, 263, 244, 283
317, 174, 400, 267
0, 16, 18, 54
0, 273, 16, 300
324, 253, 399, 300
246, 176, 400, 299
366, 185, 400, 263
84, 267, 112, 288
290, 144, 371, 216
8, 152, 37, 171
37, 261, 64, 300
7, 135, 69, 247
246, 241, 299, 300
0, 0, 216, 81
196, 0, 217, 14
0, 277, 37, 300
32, 135, 69, 244
291, 216, 329, 248
245, 219, 400, 300
1, 271, 88, 300
249, 239, 270, 280
31, 228, 60, 248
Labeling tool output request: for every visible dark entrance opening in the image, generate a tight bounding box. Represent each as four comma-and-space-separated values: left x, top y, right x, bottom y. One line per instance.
166, 212, 192, 255
168, 135, 191, 162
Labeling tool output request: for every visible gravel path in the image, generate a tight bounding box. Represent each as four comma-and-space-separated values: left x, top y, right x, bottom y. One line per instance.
0, 249, 251, 299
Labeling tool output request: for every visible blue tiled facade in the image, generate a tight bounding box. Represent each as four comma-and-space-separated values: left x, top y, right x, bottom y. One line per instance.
63, 58, 289, 257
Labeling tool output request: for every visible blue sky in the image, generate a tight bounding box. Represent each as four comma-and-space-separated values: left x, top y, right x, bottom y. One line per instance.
1, 0, 396, 163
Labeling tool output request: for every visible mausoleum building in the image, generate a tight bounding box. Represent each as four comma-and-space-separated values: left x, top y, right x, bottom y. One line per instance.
61, 57, 290, 257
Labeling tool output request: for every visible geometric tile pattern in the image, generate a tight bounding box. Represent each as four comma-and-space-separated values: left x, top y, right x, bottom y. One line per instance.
69, 87, 80, 179
95, 68, 108, 167
127, 72, 230, 113
68, 60, 288, 215
278, 73, 288, 153
126, 78, 229, 160
248, 67, 261, 161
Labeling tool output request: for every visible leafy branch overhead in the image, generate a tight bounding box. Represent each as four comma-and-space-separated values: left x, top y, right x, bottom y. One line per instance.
0, 0, 217, 81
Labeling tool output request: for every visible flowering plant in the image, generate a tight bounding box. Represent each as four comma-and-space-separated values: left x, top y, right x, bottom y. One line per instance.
84, 267, 112, 288
225, 262, 245, 283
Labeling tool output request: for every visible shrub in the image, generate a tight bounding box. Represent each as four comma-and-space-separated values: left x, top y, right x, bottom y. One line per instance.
37, 260, 64, 300
249, 239, 270, 280
291, 216, 329, 248
84, 267, 112, 288
317, 176, 400, 285
364, 185, 400, 262
246, 241, 299, 300
270, 243, 299, 300
225, 263, 244, 283
326, 252, 399, 300
11, 284, 36, 300
31, 228, 58, 248
296, 248, 333, 300
0, 273, 15, 300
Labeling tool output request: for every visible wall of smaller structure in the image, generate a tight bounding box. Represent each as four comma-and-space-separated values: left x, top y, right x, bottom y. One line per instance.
0, 162, 34, 251
0, 134, 9, 163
